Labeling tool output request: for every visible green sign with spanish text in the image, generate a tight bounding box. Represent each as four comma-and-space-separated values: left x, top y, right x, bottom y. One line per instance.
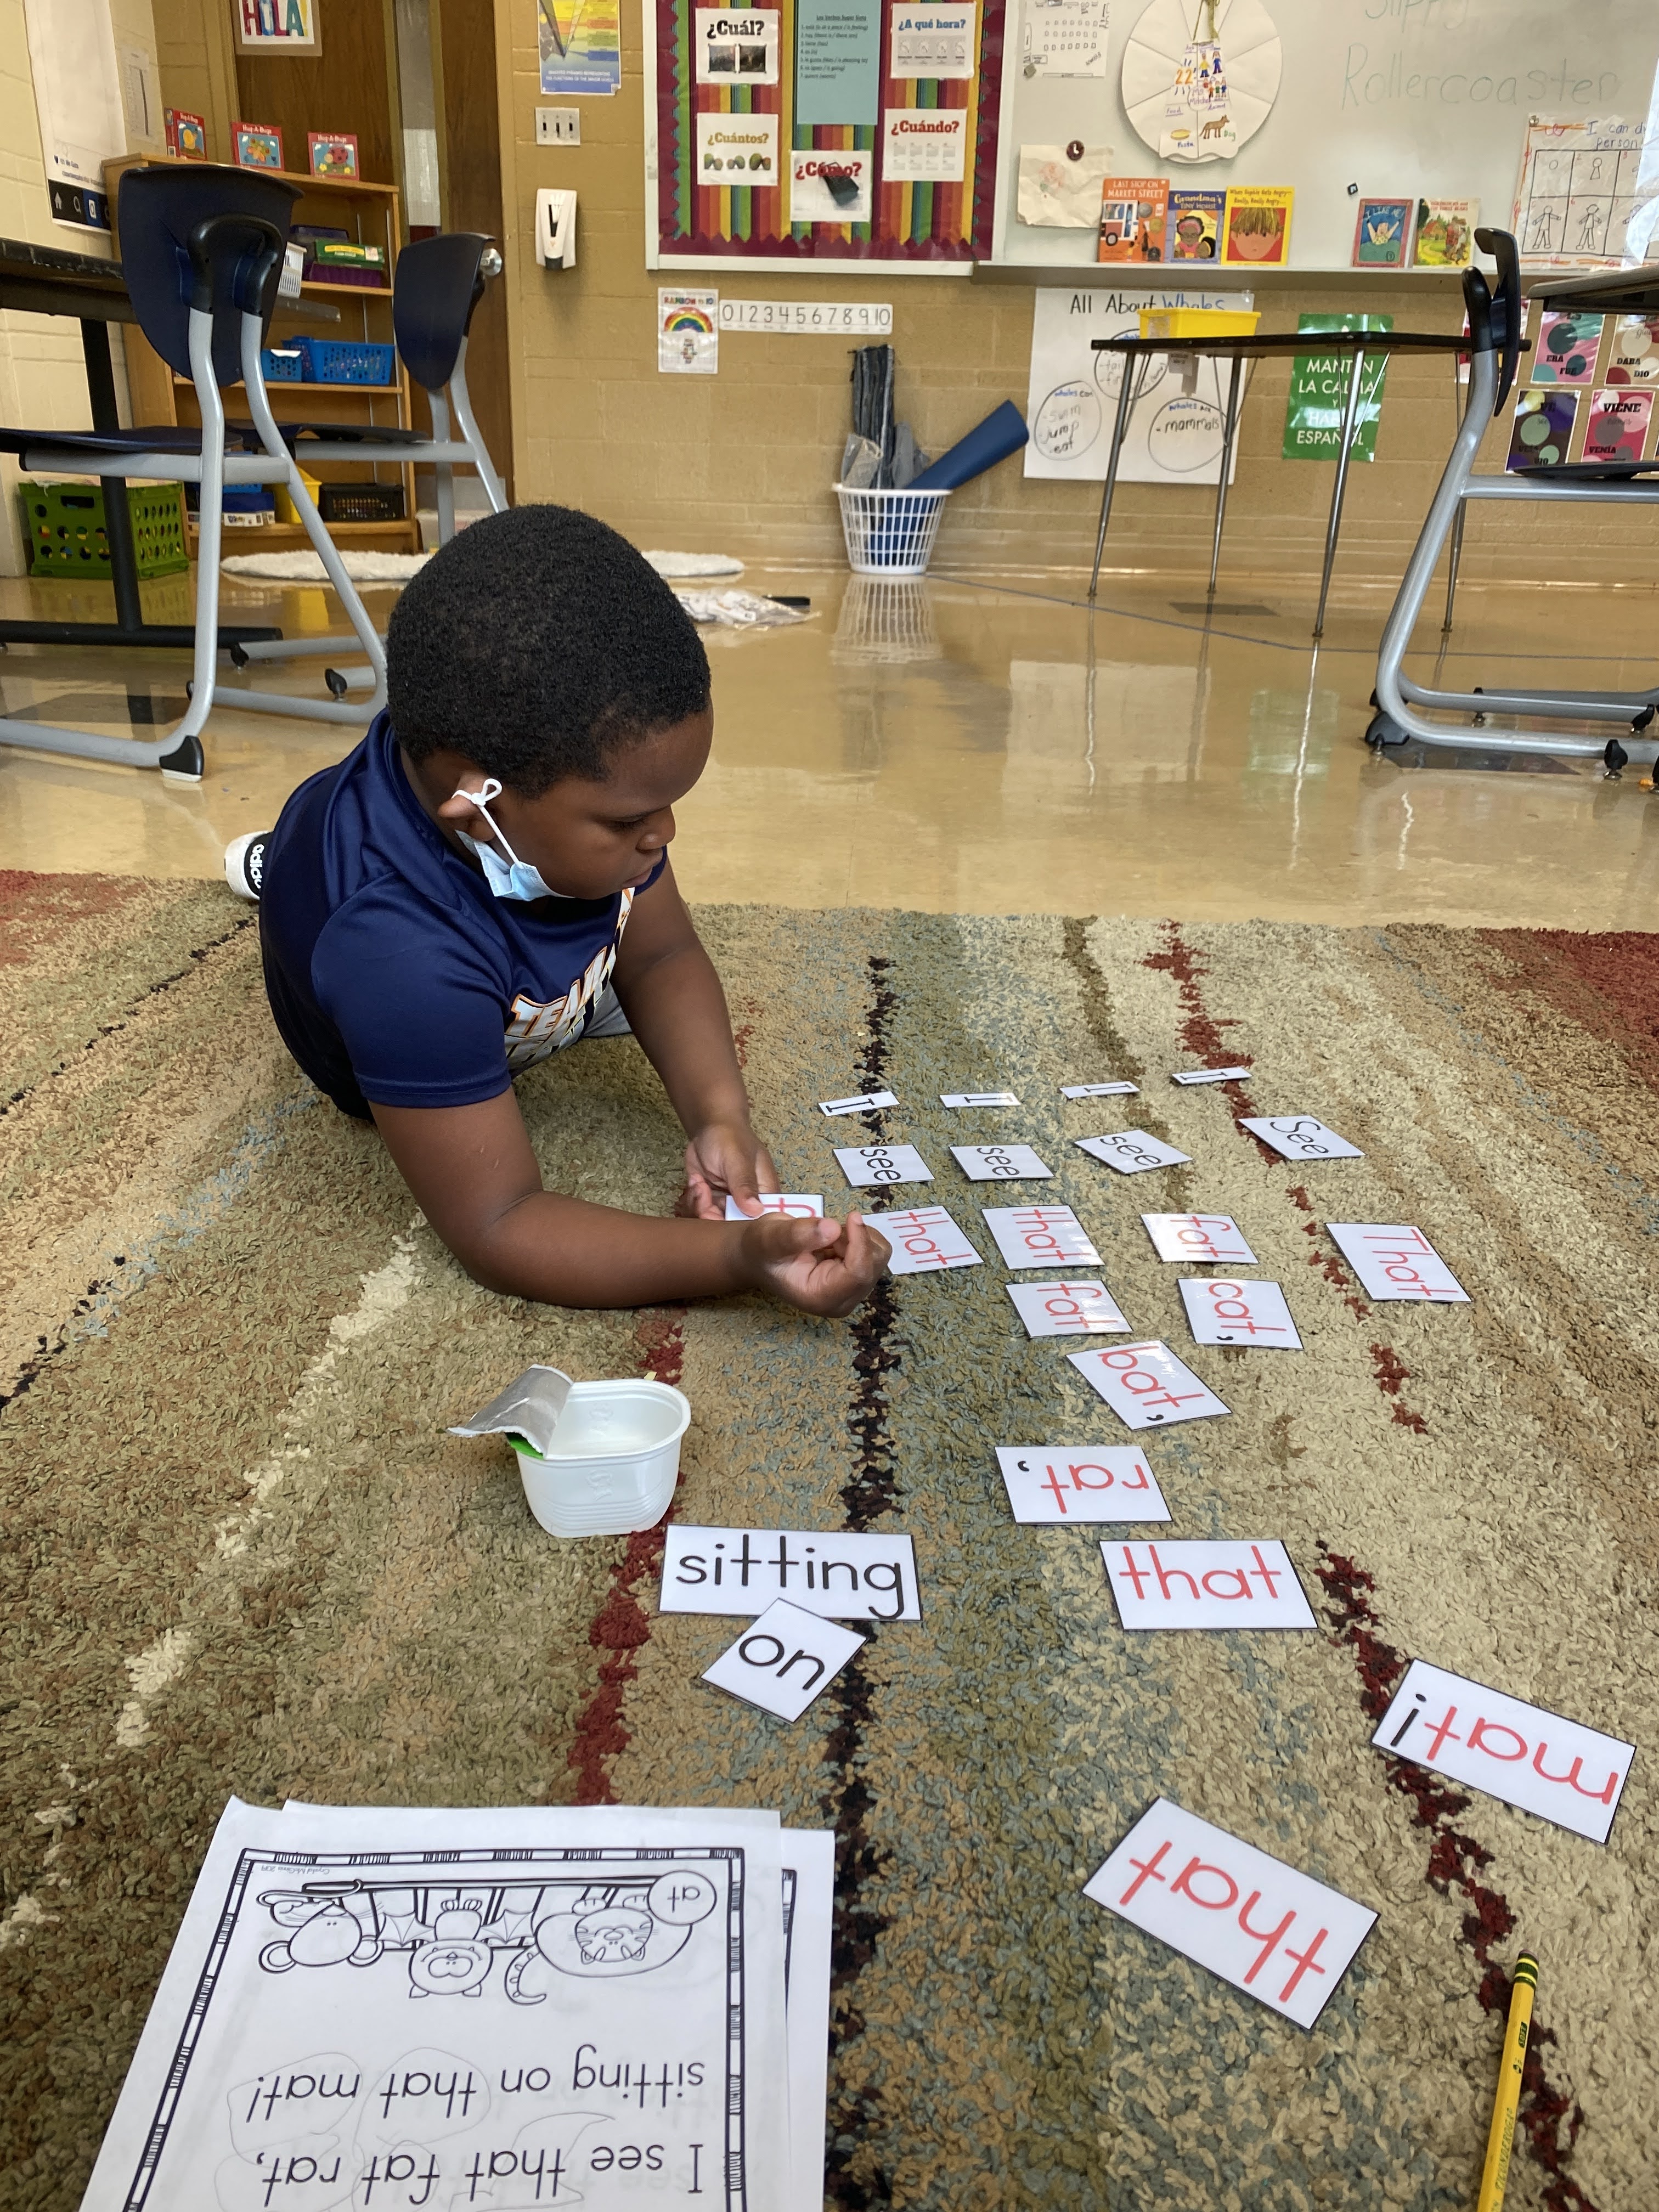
1282, 313, 1393, 462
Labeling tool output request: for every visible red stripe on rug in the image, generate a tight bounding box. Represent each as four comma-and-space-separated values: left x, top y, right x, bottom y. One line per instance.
1477, 927, 1659, 1098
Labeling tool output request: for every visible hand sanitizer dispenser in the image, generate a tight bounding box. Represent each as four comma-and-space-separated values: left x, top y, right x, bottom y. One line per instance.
535, 189, 577, 270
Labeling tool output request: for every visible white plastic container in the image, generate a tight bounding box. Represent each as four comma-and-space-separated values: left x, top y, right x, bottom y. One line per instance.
834, 483, 951, 577
510, 1379, 690, 1538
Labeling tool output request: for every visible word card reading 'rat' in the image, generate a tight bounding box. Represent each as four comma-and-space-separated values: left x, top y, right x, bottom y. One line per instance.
995, 1446, 1170, 1524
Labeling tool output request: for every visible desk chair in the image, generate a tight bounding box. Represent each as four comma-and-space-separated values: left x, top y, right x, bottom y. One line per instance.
1368, 227, 1659, 769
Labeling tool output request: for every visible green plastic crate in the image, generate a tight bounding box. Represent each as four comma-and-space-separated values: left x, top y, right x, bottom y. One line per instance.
16, 479, 189, 580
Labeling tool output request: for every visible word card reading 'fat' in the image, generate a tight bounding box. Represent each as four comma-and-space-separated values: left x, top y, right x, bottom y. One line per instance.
950, 1143, 1053, 1182
1069, 1340, 1229, 1430
1103, 1540, 1315, 1630
725, 1193, 823, 1220
940, 1091, 1019, 1108
1171, 1066, 1251, 1086
1240, 1115, 1363, 1161
996, 1446, 1170, 1524
1062, 1080, 1138, 1098
1180, 1277, 1302, 1350
1142, 1213, 1256, 1266
1007, 1279, 1131, 1339
1085, 1798, 1378, 2030
1373, 1658, 1634, 1844
1326, 1223, 1469, 1302
704, 1599, 864, 1723
1076, 1131, 1191, 1175
864, 1204, 981, 1273
834, 1143, 932, 1188
661, 1526, 921, 1621
983, 1204, 1100, 1269
820, 1090, 897, 1116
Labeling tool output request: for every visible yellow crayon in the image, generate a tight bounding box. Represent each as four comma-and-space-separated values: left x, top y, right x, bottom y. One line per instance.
1475, 1953, 1538, 2212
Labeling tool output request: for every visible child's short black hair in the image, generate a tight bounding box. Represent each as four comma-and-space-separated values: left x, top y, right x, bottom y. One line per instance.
387, 505, 712, 793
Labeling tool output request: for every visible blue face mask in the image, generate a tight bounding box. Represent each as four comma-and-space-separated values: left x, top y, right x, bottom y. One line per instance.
453, 779, 566, 902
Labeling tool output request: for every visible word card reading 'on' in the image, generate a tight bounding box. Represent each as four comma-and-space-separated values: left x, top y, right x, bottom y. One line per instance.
950, 1143, 1053, 1182
1103, 1539, 1315, 1630
1171, 1066, 1251, 1086
1062, 1080, 1138, 1098
660, 1526, 921, 1621
864, 1204, 981, 1273
996, 1446, 1170, 1524
819, 1090, 897, 1116
1069, 1340, 1229, 1430
1007, 1279, 1131, 1339
1075, 1130, 1190, 1175
983, 1203, 1100, 1270
725, 1193, 823, 1220
1373, 1658, 1634, 1845
703, 1599, 864, 1723
834, 1143, 932, 1189
1142, 1212, 1256, 1266
1085, 1798, 1378, 2030
1240, 1115, 1363, 1161
1180, 1277, 1302, 1350
1326, 1223, 1469, 1302
940, 1090, 1019, 1108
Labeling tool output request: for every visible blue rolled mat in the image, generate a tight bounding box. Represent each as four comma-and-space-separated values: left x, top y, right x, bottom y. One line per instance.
907, 400, 1029, 492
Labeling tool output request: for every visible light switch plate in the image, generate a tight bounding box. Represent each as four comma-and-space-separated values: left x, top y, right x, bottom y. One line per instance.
536, 105, 580, 145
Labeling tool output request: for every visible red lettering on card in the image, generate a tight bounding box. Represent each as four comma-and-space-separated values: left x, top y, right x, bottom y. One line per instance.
1170, 1857, 1240, 1911
1467, 1716, 1528, 1763
1423, 1704, 1462, 1759
1118, 1547, 1152, 1600
1277, 1923, 1330, 2002
1068, 1462, 1116, 1491
1200, 1568, 1252, 1599
1149, 1546, 1200, 1602
1248, 1544, 1283, 1599
1042, 1464, 1071, 1513
1531, 1743, 1621, 1803
1236, 1891, 1296, 1983
1119, 1838, 1172, 1902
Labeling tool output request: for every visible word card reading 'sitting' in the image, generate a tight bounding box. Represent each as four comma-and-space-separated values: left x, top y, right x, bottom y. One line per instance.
940, 1091, 1019, 1108
995, 1446, 1170, 1524
1103, 1540, 1315, 1630
661, 1526, 921, 1621
1084, 1798, 1378, 2030
1180, 1277, 1302, 1349
834, 1143, 932, 1189
1069, 1340, 1229, 1430
950, 1143, 1053, 1182
725, 1193, 823, 1220
1326, 1223, 1469, 1302
1062, 1080, 1138, 1098
703, 1599, 864, 1723
1007, 1279, 1131, 1339
983, 1204, 1100, 1270
820, 1090, 897, 1116
1171, 1066, 1251, 1086
1240, 1115, 1363, 1161
1076, 1130, 1190, 1175
1142, 1213, 1256, 1266
864, 1204, 981, 1273
1373, 1659, 1634, 1844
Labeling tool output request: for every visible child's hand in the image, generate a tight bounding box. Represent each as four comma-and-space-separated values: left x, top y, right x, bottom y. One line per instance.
739, 1211, 891, 1317
677, 1121, 781, 1220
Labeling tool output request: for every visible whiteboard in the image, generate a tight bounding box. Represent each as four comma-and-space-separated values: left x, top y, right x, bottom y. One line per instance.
992, 0, 1659, 270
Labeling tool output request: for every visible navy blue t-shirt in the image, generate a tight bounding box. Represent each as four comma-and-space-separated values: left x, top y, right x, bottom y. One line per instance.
259, 713, 662, 1117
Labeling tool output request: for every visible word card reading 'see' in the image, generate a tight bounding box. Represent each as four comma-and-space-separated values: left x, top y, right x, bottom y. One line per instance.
1239, 1115, 1363, 1161
1141, 1212, 1256, 1266
983, 1203, 1101, 1270
1007, 1279, 1131, 1339
725, 1193, 824, 1220
1171, 1065, 1252, 1086
995, 1446, 1170, 1525
1373, 1659, 1634, 1844
661, 1525, 921, 1621
1085, 1798, 1378, 2031
1103, 1539, 1315, 1630
834, 1142, 932, 1188
1180, 1277, 1302, 1350
703, 1599, 864, 1723
1076, 1130, 1191, 1175
940, 1090, 1019, 1108
819, 1090, 898, 1116
950, 1143, 1053, 1182
1326, 1223, 1469, 1302
1062, 1080, 1139, 1098
1069, 1340, 1229, 1429
864, 1204, 982, 1273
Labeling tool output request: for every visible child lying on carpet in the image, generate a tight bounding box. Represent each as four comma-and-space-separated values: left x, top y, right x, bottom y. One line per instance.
231, 505, 888, 1316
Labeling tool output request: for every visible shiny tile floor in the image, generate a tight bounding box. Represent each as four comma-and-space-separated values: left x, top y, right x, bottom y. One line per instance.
3, 562, 1658, 927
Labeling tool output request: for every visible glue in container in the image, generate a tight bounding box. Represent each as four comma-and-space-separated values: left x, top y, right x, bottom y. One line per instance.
449, 1366, 690, 1538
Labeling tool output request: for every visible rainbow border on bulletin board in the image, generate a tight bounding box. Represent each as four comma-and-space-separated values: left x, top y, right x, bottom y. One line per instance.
652, 0, 1006, 266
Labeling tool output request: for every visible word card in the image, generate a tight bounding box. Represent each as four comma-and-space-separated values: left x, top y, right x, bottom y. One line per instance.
1171, 1066, 1251, 1086
1240, 1115, 1363, 1161
864, 1204, 982, 1273
661, 1526, 921, 1621
819, 1090, 897, 1116
1062, 1080, 1138, 1098
1084, 1798, 1378, 2030
704, 1600, 864, 1723
1141, 1212, 1256, 1266
950, 1143, 1053, 1182
725, 1193, 823, 1220
995, 1445, 1170, 1524
1076, 1130, 1191, 1175
983, 1203, 1100, 1269
940, 1090, 1019, 1108
1102, 1539, 1314, 1630
1373, 1659, 1634, 1844
1068, 1340, 1230, 1429
1007, 1279, 1130, 1338
1326, 1223, 1469, 1302
834, 1142, 932, 1188
1180, 1277, 1302, 1350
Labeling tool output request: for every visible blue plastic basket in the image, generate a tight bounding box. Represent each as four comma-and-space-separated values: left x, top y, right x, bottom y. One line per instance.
294, 337, 397, 386
260, 346, 304, 382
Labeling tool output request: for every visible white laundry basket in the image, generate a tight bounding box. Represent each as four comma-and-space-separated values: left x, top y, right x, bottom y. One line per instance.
834, 483, 951, 577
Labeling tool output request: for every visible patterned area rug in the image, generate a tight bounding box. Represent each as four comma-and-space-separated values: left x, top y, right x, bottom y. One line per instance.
2, 871, 1656, 2211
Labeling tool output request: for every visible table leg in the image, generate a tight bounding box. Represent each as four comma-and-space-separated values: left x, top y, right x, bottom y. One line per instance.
79, 318, 143, 633
1313, 347, 1368, 639
1442, 358, 1469, 633
1088, 366, 1137, 602
1208, 354, 1244, 596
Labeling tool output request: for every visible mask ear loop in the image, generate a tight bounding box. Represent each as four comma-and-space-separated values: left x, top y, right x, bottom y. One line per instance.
452, 778, 526, 868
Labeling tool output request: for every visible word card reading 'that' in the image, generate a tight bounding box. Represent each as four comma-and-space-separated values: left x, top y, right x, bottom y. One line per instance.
1068, 1340, 1229, 1429
834, 1143, 932, 1188
703, 1600, 864, 1723
1240, 1115, 1363, 1161
725, 1193, 823, 1220
1076, 1131, 1191, 1175
864, 1204, 982, 1273
1008, 1279, 1131, 1339
995, 1446, 1170, 1524
1102, 1539, 1314, 1630
1326, 1223, 1468, 1302
1141, 1212, 1256, 1266
983, 1203, 1100, 1269
950, 1143, 1053, 1182
1179, 1277, 1302, 1349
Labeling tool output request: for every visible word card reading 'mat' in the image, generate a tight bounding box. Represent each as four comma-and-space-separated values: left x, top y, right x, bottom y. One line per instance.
1327, 1223, 1469, 1302
1240, 1115, 1363, 1161
661, 1526, 921, 1621
1171, 1066, 1251, 1086
725, 1193, 823, 1220
1103, 1540, 1315, 1630
704, 1600, 864, 1723
865, 1204, 981, 1273
1180, 1277, 1302, 1350
1085, 1798, 1378, 2030
940, 1090, 1019, 1108
983, 1203, 1100, 1270
1142, 1213, 1256, 1266
1373, 1659, 1634, 1844
995, 1446, 1170, 1525
950, 1143, 1053, 1182
1007, 1279, 1131, 1339
834, 1142, 932, 1189
1076, 1130, 1190, 1175
1069, 1340, 1229, 1430
1062, 1080, 1138, 1098
819, 1090, 897, 1116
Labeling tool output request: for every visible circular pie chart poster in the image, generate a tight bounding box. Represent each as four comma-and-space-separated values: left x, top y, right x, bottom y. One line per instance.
1121, 0, 1282, 165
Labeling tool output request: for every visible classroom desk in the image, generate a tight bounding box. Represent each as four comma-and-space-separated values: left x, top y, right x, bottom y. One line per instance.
1525, 266, 1659, 313
1088, 329, 1473, 635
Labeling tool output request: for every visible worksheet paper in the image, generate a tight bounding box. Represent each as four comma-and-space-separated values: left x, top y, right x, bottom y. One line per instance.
660, 1526, 922, 1620
864, 1204, 983, 1272
704, 1600, 865, 1722
1171, 1066, 1251, 1086
1325, 1223, 1469, 1303
726, 1193, 824, 1218
1239, 1116, 1363, 1161
1084, 1798, 1378, 2030
1062, 1080, 1139, 1098
1179, 1277, 1302, 1350
983, 1203, 1101, 1269
950, 1143, 1053, 1181
1142, 1213, 1256, 1265
940, 1091, 1020, 1108
819, 1090, 897, 1115
1372, 1659, 1634, 1845
1007, 1279, 1131, 1338
1069, 1340, 1230, 1429
834, 1143, 932, 1187
1076, 1130, 1191, 1174
780, 1831, 836, 2212
1025, 287, 1251, 486
995, 1445, 1170, 1523
1102, 1539, 1315, 1630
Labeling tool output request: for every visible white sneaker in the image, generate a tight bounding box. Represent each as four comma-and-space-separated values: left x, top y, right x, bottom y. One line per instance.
224, 830, 272, 902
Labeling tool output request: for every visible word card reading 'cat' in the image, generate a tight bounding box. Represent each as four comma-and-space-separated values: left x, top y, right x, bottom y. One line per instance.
661, 1526, 921, 1621
950, 1144, 1053, 1182
1325, 1223, 1468, 1302
1085, 1798, 1378, 2030
1062, 1080, 1138, 1098
1075, 1131, 1191, 1175
1240, 1116, 1363, 1161
1102, 1540, 1315, 1630
819, 1091, 897, 1116
1069, 1340, 1229, 1429
1372, 1659, 1634, 1844
704, 1600, 864, 1723
725, 1193, 823, 1220
1141, 1213, 1256, 1266
940, 1091, 1019, 1108
983, 1204, 1100, 1269
1007, 1280, 1131, 1339
834, 1143, 932, 1188
1170, 1066, 1251, 1086
995, 1446, 1170, 1524
864, 1205, 981, 1273
1179, 1278, 1302, 1349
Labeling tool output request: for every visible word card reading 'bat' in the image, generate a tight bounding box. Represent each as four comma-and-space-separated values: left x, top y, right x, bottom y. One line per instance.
704, 1600, 864, 1723
1325, 1223, 1469, 1302
1240, 1115, 1363, 1161
1141, 1213, 1256, 1266
950, 1143, 1053, 1182
661, 1526, 921, 1621
1076, 1131, 1191, 1175
819, 1090, 897, 1116
1179, 1277, 1302, 1350
1085, 1798, 1378, 2030
864, 1204, 981, 1273
1062, 1080, 1139, 1098
1103, 1540, 1315, 1630
1171, 1066, 1251, 1086
1007, 1280, 1131, 1339
725, 1193, 823, 1220
983, 1204, 1100, 1270
1069, 1340, 1229, 1430
995, 1446, 1170, 1524
1373, 1659, 1634, 1845
834, 1143, 932, 1188
940, 1091, 1019, 1108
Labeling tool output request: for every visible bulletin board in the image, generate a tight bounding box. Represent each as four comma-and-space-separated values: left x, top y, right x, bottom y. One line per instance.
644, 0, 1007, 273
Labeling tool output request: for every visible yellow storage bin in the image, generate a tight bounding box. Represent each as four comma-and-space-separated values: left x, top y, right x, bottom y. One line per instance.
274, 467, 324, 527
1137, 308, 1262, 340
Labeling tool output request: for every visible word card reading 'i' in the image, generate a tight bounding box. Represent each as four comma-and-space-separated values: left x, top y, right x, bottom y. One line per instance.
1103, 1539, 1315, 1629
995, 1446, 1170, 1524
1179, 1278, 1302, 1350
725, 1193, 823, 1220
1069, 1340, 1229, 1430
1084, 1798, 1378, 2030
950, 1143, 1053, 1182
1142, 1213, 1256, 1266
1007, 1280, 1131, 1339
1240, 1115, 1363, 1161
819, 1090, 898, 1116
834, 1143, 932, 1188
864, 1204, 982, 1273
940, 1091, 1019, 1108
1062, 1080, 1139, 1098
1170, 1066, 1251, 1086
983, 1204, 1100, 1270
703, 1600, 864, 1723
1076, 1131, 1191, 1175
1326, 1223, 1469, 1302
660, 1526, 921, 1621
1373, 1659, 1634, 1844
